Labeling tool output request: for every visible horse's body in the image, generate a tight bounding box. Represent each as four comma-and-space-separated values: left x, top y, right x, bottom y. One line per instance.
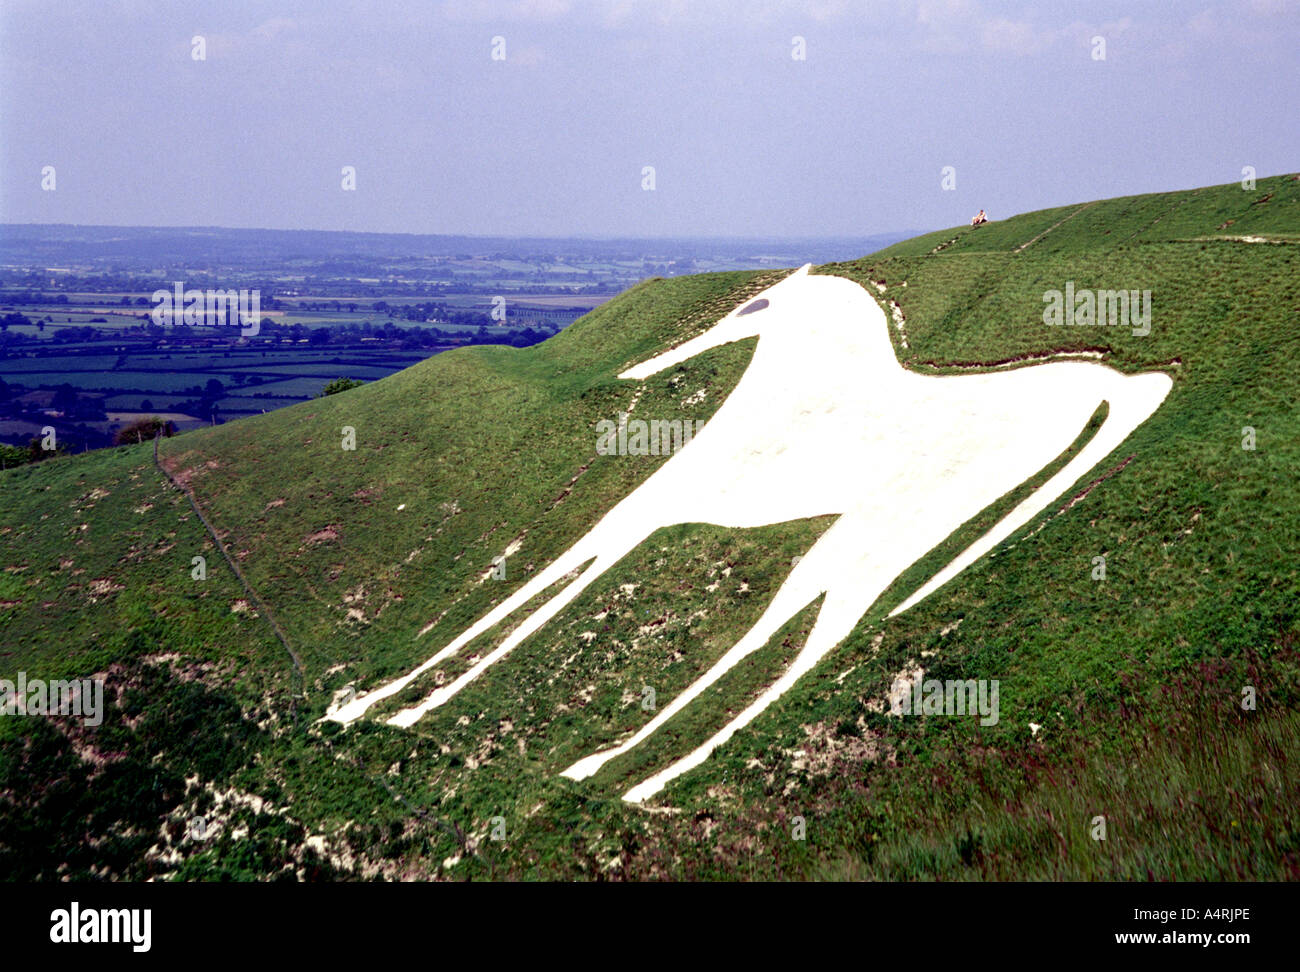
327, 265, 1172, 801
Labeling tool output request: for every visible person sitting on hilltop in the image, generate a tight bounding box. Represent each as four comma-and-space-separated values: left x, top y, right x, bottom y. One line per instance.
971, 209, 988, 226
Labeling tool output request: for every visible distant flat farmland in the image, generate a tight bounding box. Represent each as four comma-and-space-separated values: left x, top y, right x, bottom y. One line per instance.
103, 394, 193, 410
215, 396, 303, 413
1, 272, 573, 449
219, 364, 397, 379
0, 341, 457, 446
7, 371, 211, 392
230, 376, 330, 397
105, 411, 198, 423
0, 355, 123, 372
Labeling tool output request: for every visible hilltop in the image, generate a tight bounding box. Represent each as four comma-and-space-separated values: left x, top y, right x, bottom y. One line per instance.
2, 175, 1297, 881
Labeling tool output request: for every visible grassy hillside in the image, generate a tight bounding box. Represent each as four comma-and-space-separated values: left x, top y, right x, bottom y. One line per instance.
2, 175, 1297, 880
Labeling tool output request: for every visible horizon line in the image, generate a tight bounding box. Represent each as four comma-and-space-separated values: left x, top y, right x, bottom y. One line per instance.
0, 220, 923, 245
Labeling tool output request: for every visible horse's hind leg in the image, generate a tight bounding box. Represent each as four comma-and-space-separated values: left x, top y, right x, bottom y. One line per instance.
620, 586, 866, 802
559, 532, 846, 783
889, 368, 1172, 618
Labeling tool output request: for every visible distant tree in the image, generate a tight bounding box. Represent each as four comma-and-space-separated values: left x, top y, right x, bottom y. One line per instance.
52, 384, 78, 413
317, 378, 363, 397
204, 378, 225, 398
0, 443, 32, 469
308, 328, 330, 346
114, 417, 176, 446
139, 399, 154, 411
26, 435, 66, 462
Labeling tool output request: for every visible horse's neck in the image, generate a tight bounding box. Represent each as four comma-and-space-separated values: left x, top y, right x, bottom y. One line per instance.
749, 300, 897, 377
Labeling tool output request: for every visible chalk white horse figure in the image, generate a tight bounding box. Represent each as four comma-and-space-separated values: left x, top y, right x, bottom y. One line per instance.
327, 265, 1172, 801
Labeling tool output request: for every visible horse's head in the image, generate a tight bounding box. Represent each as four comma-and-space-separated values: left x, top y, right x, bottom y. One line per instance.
620, 263, 820, 380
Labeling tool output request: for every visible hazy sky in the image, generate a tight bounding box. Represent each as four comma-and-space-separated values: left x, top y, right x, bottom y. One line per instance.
1, 0, 1296, 238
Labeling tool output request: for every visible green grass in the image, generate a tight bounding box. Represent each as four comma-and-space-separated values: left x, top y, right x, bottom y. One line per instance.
2, 175, 1297, 881
0, 446, 287, 689
813, 654, 1300, 881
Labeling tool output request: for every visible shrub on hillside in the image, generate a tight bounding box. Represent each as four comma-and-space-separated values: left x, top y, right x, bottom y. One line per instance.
0, 443, 33, 468
317, 377, 364, 397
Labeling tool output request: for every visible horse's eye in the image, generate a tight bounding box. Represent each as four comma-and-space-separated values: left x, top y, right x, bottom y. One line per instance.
736, 298, 769, 317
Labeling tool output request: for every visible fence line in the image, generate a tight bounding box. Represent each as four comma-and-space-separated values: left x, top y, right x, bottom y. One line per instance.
150, 432, 500, 870
153, 432, 305, 719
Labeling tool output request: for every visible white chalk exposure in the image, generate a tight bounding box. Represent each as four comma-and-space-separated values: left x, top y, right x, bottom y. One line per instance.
326, 265, 1172, 802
